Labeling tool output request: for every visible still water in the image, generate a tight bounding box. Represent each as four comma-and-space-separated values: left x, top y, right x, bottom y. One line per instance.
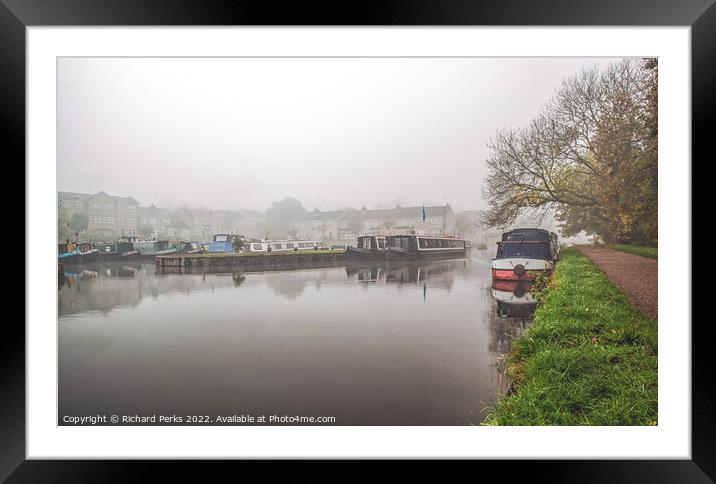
58, 251, 534, 425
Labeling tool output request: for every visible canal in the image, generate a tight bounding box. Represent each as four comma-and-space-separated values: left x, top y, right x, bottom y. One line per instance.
58, 250, 534, 425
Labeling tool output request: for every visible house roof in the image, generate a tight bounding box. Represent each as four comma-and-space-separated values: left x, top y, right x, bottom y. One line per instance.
58, 191, 91, 200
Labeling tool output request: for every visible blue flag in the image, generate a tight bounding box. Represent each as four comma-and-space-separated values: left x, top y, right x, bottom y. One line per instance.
422, 204, 426, 221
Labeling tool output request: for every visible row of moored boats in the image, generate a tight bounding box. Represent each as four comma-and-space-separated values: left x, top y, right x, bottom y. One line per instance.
58, 228, 560, 281
58, 234, 331, 263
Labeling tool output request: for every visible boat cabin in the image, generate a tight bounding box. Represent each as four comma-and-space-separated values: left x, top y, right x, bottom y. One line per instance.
496, 228, 559, 261
96, 242, 117, 255
135, 240, 180, 256
245, 240, 322, 253
384, 235, 468, 260
386, 235, 467, 251
207, 234, 244, 253
357, 236, 386, 251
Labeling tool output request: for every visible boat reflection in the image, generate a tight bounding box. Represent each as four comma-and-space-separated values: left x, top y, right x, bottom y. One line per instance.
345, 260, 466, 289
491, 280, 538, 318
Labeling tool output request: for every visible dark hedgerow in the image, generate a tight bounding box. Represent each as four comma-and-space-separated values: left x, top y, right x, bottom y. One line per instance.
483, 247, 658, 426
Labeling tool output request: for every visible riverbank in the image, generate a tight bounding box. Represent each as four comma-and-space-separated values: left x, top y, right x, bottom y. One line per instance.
483, 247, 658, 425
607, 244, 658, 260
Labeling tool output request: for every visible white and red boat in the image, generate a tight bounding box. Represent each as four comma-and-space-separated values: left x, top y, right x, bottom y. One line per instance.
491, 228, 559, 281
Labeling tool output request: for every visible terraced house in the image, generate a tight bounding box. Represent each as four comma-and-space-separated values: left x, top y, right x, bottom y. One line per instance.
59, 190, 139, 239
289, 204, 456, 244
59, 191, 266, 241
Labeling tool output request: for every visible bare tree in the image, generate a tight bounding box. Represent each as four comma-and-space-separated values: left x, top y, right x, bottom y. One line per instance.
482, 59, 656, 244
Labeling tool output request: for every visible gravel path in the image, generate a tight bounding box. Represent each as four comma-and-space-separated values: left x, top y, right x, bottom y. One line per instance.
577, 246, 658, 320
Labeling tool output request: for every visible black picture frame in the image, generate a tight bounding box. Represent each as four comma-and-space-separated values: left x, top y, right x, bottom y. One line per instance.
4, 0, 711, 481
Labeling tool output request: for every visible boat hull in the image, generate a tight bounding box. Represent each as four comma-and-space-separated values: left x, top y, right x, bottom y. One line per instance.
96, 250, 142, 262
343, 246, 385, 260
58, 250, 100, 264
491, 257, 553, 281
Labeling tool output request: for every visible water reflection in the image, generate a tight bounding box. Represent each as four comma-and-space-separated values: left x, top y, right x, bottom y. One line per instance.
345, 260, 465, 289
59, 262, 212, 315
58, 255, 528, 425
491, 280, 538, 318
487, 280, 537, 395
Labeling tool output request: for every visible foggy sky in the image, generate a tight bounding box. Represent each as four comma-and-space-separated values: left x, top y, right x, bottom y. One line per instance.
57, 57, 620, 212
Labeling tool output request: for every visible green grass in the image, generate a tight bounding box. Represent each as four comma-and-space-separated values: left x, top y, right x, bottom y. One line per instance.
608, 244, 658, 259
483, 247, 658, 426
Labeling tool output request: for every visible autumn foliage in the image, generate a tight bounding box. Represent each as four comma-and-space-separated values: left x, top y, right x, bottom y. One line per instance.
483, 59, 658, 245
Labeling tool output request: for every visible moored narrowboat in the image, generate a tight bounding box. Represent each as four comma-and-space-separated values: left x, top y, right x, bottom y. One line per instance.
491, 228, 558, 282
384, 235, 468, 260
58, 241, 99, 264
344, 235, 387, 260
179, 241, 205, 254
244, 239, 322, 253
206, 234, 244, 253
115, 238, 140, 258
135, 240, 181, 257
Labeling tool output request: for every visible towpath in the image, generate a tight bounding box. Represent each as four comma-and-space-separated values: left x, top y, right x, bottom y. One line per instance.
577, 246, 658, 320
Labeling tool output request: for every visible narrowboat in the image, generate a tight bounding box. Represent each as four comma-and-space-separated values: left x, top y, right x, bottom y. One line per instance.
491, 228, 559, 282
135, 240, 181, 257
115, 238, 141, 258
91, 237, 142, 260
384, 235, 468, 260
58, 242, 99, 263
244, 240, 322, 253
179, 241, 205, 254
206, 234, 244, 253
96, 242, 117, 257
344, 235, 387, 260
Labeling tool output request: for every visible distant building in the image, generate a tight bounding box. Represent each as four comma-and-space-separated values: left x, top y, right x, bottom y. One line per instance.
113, 195, 140, 237
214, 209, 265, 239
289, 204, 455, 243
59, 191, 139, 239
137, 205, 172, 238
58, 191, 90, 212
58, 190, 266, 241
188, 208, 215, 239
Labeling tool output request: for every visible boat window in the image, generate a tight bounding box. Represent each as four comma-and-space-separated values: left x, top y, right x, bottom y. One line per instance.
272, 243, 283, 250
286, 243, 295, 249
503, 231, 549, 243
497, 242, 551, 260
215, 235, 228, 242
252, 244, 262, 250
392, 236, 411, 249
377, 239, 385, 249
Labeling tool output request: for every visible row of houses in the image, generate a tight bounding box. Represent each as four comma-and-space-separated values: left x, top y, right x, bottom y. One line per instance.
58, 191, 265, 241
59, 191, 492, 245
288, 204, 457, 243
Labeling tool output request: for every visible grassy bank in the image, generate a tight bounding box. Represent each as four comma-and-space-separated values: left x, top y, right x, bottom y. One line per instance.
608, 244, 658, 259
483, 247, 657, 425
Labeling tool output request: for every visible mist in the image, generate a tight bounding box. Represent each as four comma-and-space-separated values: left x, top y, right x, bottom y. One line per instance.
57, 57, 620, 212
